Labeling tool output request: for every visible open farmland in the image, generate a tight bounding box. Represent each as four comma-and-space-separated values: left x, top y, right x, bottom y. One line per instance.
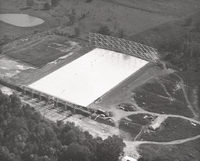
2, 35, 80, 67
1, 0, 193, 44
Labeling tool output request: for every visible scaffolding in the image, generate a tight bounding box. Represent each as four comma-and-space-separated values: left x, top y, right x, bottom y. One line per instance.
89, 33, 159, 62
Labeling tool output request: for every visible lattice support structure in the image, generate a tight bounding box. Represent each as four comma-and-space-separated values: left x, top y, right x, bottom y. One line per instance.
89, 33, 159, 62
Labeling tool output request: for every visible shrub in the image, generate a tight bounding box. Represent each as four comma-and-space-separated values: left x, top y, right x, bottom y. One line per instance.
43, 3, 51, 10
98, 26, 111, 35
52, 0, 60, 7
26, 0, 33, 6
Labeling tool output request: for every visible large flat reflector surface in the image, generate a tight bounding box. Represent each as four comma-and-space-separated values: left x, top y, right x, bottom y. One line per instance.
29, 48, 147, 106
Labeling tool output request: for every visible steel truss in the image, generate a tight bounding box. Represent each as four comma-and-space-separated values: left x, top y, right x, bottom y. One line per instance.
89, 33, 159, 62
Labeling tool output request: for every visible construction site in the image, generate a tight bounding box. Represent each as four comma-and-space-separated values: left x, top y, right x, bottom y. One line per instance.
0, 0, 200, 160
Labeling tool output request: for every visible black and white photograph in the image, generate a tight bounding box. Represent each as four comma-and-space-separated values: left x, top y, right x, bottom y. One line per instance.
0, 0, 200, 161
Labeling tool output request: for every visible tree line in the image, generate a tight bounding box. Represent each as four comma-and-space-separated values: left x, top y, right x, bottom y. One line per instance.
0, 91, 125, 161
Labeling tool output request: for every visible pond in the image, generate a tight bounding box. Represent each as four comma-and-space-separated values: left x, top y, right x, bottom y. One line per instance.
29, 48, 148, 107
0, 14, 44, 27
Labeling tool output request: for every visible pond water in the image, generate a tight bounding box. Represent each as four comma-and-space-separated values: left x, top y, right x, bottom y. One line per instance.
0, 14, 44, 27
29, 48, 148, 107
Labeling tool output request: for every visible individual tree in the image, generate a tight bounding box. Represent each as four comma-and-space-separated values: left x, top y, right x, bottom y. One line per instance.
52, 0, 60, 7
96, 135, 125, 161
0, 35, 11, 46
98, 26, 111, 35
44, 3, 51, 10
58, 143, 92, 161
26, 0, 33, 6
0, 146, 18, 161
83, 135, 103, 161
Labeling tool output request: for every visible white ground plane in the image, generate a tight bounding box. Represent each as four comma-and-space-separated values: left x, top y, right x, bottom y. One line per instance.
29, 48, 147, 106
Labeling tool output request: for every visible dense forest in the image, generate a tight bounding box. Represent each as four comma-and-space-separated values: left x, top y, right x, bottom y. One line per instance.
0, 92, 125, 161
132, 12, 200, 76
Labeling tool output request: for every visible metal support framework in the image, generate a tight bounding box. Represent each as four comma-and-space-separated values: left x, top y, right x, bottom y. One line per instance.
89, 33, 159, 62
20, 86, 88, 111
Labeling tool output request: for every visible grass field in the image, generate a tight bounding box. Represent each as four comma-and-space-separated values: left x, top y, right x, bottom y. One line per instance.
106, 0, 200, 17
91, 67, 193, 118
3, 35, 79, 67
127, 113, 156, 126
119, 118, 142, 139
0, 0, 177, 43
139, 138, 200, 161
139, 117, 200, 142
133, 75, 194, 118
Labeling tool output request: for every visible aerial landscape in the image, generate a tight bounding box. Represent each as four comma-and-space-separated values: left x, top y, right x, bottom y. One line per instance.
0, 0, 200, 161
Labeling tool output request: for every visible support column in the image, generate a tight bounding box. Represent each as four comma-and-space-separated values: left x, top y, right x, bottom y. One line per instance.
64, 104, 68, 110
54, 98, 58, 107
30, 90, 33, 98
38, 93, 42, 101
22, 86, 26, 95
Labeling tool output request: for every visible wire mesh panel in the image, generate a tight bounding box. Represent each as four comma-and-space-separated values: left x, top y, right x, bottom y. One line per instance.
89, 33, 159, 62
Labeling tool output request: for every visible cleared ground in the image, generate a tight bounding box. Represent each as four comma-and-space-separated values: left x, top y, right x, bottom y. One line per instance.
88, 63, 173, 111
0, 56, 34, 78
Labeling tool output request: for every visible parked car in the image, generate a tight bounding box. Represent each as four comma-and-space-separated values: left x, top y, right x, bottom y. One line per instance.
118, 103, 136, 111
